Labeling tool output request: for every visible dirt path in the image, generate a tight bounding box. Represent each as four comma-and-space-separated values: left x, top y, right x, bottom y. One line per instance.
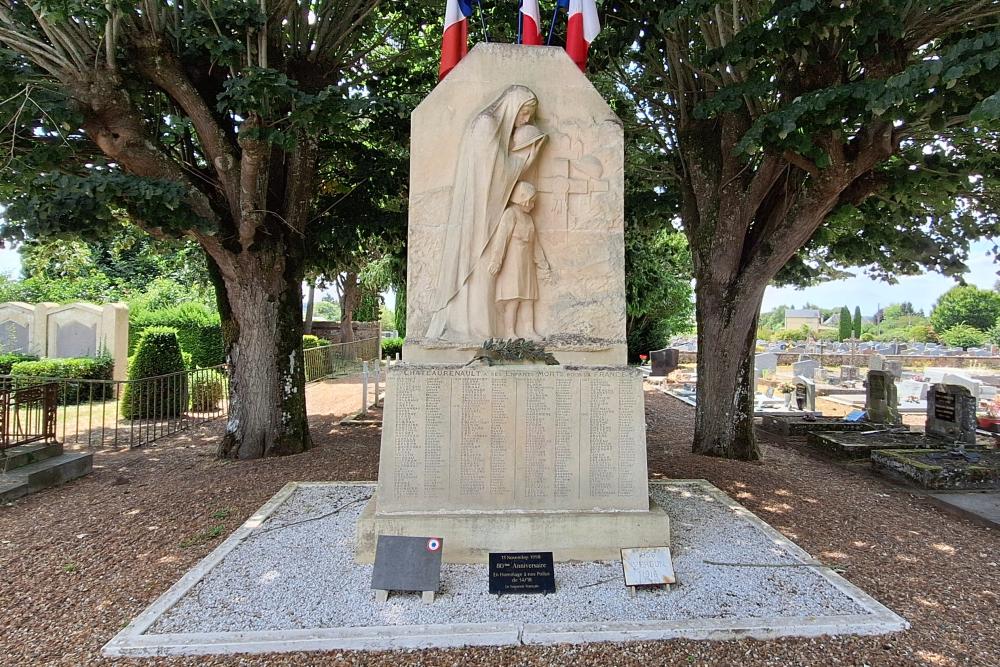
0, 382, 996, 666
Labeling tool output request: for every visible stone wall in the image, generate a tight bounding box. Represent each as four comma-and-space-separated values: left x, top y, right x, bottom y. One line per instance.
678, 350, 1000, 370
309, 320, 381, 344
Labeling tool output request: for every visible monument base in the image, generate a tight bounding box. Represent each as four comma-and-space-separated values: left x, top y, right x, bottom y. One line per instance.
355, 493, 671, 564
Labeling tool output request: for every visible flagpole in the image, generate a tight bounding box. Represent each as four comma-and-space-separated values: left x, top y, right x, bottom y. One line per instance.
475, 0, 490, 42
546, 2, 560, 46
517, 1, 523, 44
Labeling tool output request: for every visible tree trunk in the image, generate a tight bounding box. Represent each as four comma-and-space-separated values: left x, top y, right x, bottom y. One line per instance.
691, 280, 764, 461
303, 280, 316, 335
340, 272, 359, 344
214, 250, 312, 459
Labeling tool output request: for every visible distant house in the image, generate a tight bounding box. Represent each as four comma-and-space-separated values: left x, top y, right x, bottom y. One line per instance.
784, 309, 822, 332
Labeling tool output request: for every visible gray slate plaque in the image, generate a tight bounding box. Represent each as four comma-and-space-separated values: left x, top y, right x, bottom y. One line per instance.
371, 535, 443, 593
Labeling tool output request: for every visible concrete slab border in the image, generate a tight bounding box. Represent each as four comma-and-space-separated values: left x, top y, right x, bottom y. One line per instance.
103, 480, 907, 657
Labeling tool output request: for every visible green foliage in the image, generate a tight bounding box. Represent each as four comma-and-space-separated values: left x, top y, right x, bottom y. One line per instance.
354, 291, 381, 322
190, 370, 227, 412
930, 285, 1000, 333
129, 303, 224, 368
313, 299, 341, 321
939, 323, 989, 350
852, 307, 863, 339
770, 328, 809, 342
0, 352, 37, 374
121, 327, 188, 418
381, 337, 403, 359
379, 305, 395, 333
987, 318, 1000, 346
908, 323, 938, 344
838, 306, 852, 341
9, 356, 114, 404
860, 332, 875, 342
302, 335, 330, 349
624, 225, 694, 361
394, 285, 407, 338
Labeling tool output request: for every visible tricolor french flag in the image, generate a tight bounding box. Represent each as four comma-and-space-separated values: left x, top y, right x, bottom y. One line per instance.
566, 0, 601, 71
520, 1, 543, 46
439, 0, 474, 80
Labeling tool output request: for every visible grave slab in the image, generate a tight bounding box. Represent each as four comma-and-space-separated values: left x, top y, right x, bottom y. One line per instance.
102, 481, 908, 657
871, 449, 1000, 491
759, 415, 875, 437
927, 491, 1000, 528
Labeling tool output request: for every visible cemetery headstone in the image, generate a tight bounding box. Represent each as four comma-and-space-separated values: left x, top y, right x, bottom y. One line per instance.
794, 375, 816, 412
840, 365, 858, 382
371, 535, 443, 603
941, 372, 982, 400
884, 360, 903, 380
357, 44, 670, 564
865, 370, 899, 425
489, 552, 556, 595
650, 348, 679, 377
868, 353, 885, 371
792, 359, 820, 378
926, 384, 977, 445
812, 367, 829, 384
754, 352, 778, 376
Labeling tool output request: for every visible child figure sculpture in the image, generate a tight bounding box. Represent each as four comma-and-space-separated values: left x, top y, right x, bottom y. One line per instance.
489, 182, 550, 339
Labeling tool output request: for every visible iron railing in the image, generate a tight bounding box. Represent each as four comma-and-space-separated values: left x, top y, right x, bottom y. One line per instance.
0, 382, 58, 450
0, 365, 229, 450
303, 336, 381, 382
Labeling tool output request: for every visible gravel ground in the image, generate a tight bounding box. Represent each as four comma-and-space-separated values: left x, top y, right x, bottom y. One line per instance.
0, 378, 997, 666
145, 481, 868, 636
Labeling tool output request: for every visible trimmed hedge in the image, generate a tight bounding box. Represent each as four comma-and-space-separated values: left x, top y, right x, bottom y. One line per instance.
9, 356, 114, 404
302, 335, 331, 349
121, 327, 188, 418
129, 303, 225, 368
381, 337, 403, 359
0, 352, 38, 374
190, 369, 227, 412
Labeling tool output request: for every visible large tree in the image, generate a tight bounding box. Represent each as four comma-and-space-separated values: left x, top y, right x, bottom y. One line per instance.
609, 1, 1000, 459
0, 1, 383, 458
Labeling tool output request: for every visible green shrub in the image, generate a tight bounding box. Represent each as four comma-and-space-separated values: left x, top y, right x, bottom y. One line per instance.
129, 302, 225, 368
939, 323, 988, 350
9, 356, 114, 404
121, 327, 188, 418
302, 335, 331, 349
190, 369, 227, 412
0, 352, 38, 374
381, 337, 403, 358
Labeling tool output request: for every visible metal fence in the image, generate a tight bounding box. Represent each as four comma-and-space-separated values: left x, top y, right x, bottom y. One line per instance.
303, 336, 381, 382
0, 365, 229, 450
0, 383, 58, 451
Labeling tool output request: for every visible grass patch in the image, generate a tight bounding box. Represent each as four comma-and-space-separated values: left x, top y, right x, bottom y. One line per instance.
179, 524, 226, 548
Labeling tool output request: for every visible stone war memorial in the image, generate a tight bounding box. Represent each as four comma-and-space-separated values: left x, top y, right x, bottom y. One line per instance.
357, 44, 669, 562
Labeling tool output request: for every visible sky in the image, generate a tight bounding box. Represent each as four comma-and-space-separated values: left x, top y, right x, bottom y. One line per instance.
761, 239, 998, 317
3, 238, 996, 318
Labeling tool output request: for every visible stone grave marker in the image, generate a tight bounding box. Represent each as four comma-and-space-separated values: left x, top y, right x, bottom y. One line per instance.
792, 359, 819, 378
813, 367, 829, 384
840, 365, 858, 382
754, 352, 777, 376
865, 370, 899, 425
371, 535, 443, 603
926, 384, 977, 445
897, 379, 928, 402
941, 372, 981, 400
488, 552, 555, 595
621, 546, 675, 596
357, 44, 670, 564
884, 360, 903, 379
650, 348, 679, 377
794, 375, 816, 412
868, 353, 885, 371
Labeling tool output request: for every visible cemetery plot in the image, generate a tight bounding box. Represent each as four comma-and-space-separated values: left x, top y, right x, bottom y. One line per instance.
871, 449, 1000, 491
103, 481, 906, 657
760, 414, 874, 437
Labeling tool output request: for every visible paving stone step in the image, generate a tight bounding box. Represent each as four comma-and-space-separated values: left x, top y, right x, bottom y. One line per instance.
0, 451, 92, 502
0, 442, 64, 471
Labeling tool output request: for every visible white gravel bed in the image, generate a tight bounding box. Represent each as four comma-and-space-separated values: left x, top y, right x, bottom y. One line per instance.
106, 480, 907, 655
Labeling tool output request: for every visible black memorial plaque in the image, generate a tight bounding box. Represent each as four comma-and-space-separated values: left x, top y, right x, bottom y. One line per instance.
933, 390, 956, 422
371, 535, 443, 592
489, 552, 555, 595
795, 384, 807, 410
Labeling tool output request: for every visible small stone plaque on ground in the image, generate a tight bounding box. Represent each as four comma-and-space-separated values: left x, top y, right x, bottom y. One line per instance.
371, 535, 442, 598
489, 552, 555, 595
621, 546, 675, 594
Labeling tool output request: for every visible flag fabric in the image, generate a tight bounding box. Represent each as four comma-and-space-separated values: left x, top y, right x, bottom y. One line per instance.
520, 0, 543, 45
440, 0, 474, 80
566, 0, 601, 71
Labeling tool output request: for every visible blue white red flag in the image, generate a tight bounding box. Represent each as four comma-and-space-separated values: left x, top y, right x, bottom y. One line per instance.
566, 0, 601, 71
520, 0, 543, 45
440, 0, 475, 80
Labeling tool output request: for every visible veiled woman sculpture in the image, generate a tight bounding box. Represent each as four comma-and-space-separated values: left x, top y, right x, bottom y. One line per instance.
425, 85, 547, 342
